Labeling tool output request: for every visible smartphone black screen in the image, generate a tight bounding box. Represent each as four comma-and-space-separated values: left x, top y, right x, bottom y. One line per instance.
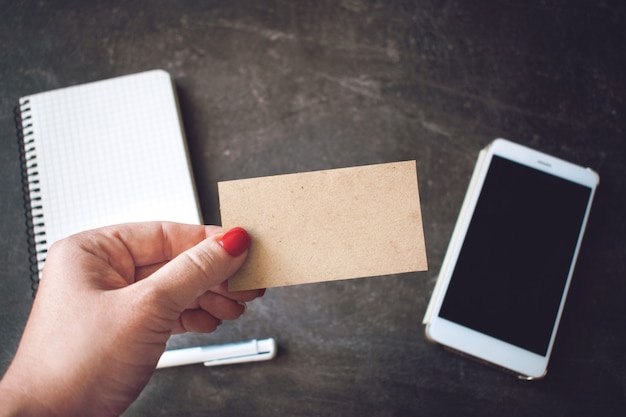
439, 156, 592, 355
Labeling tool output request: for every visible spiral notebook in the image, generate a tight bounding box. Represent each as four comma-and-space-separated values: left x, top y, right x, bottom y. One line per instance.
15, 70, 202, 290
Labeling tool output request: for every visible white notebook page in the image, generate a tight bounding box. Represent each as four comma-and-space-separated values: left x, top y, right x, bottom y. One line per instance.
19, 70, 202, 276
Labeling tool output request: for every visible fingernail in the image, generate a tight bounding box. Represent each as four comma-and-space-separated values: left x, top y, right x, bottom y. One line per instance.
258, 288, 266, 298
238, 301, 248, 314
218, 227, 250, 257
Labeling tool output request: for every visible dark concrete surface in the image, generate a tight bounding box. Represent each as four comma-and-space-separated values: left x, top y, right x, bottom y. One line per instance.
1, 1, 625, 416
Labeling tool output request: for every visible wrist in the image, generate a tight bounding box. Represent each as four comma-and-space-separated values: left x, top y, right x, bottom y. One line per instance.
0, 359, 69, 417
0, 378, 56, 417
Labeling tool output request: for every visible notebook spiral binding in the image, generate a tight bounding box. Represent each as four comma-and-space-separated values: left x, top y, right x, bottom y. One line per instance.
15, 98, 47, 295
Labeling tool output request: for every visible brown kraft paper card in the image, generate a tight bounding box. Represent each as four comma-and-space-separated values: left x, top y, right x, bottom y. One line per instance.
218, 161, 428, 291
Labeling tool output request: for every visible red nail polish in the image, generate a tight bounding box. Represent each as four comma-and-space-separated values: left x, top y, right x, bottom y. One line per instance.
258, 288, 266, 298
218, 227, 250, 257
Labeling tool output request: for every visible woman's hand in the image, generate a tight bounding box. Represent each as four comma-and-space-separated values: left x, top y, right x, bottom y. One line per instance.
0, 222, 262, 417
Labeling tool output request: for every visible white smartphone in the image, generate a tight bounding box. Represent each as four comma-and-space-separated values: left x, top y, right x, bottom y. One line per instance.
423, 138, 599, 379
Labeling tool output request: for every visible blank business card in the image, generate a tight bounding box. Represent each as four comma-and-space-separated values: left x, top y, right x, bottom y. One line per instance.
218, 161, 428, 291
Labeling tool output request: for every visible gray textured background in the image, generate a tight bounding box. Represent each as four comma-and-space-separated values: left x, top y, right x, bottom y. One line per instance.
1, 1, 624, 416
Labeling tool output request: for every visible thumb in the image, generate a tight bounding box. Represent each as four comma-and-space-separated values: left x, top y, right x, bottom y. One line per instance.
140, 227, 251, 314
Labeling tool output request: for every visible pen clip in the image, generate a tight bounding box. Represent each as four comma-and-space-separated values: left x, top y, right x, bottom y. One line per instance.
203, 338, 277, 367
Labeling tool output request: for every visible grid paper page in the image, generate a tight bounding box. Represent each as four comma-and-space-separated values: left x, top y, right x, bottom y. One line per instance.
21, 70, 201, 276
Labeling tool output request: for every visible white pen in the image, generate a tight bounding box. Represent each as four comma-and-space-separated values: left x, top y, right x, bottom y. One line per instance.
156, 338, 277, 369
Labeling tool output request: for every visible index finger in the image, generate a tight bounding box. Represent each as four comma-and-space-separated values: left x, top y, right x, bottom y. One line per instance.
98, 221, 222, 267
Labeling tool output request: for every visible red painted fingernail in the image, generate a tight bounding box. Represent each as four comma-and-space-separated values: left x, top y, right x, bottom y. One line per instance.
218, 227, 250, 257
258, 288, 266, 298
